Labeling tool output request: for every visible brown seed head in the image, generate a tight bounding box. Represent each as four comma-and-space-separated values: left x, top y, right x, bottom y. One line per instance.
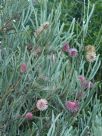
85, 45, 96, 53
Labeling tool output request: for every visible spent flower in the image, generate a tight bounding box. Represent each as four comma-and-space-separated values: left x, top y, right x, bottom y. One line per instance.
85, 45, 96, 53
85, 45, 96, 62
85, 52, 96, 62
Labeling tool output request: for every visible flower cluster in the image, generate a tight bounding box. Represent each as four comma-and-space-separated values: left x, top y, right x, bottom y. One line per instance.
23, 99, 48, 120
20, 43, 96, 120
85, 45, 96, 62
24, 99, 80, 119
62, 43, 78, 57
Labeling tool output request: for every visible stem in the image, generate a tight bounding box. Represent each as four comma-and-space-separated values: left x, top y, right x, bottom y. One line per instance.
0, 76, 21, 109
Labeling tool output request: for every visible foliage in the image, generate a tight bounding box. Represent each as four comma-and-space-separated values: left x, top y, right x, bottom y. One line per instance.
0, 0, 102, 135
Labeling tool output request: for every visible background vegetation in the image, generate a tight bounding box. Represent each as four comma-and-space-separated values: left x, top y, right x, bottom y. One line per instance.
0, 0, 102, 135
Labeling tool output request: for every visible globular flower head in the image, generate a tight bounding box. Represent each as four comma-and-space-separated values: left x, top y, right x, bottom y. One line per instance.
85, 45, 96, 63
62, 43, 70, 52
25, 112, 33, 120
68, 48, 78, 57
86, 52, 96, 62
36, 99, 48, 111
65, 101, 79, 112
20, 63, 27, 73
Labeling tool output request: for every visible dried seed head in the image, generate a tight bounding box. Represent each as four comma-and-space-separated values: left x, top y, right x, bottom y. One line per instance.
86, 52, 96, 62
85, 45, 96, 53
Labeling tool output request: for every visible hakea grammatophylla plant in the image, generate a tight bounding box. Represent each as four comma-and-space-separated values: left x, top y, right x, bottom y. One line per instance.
65, 101, 79, 113
36, 99, 48, 111
62, 43, 78, 57
34, 21, 50, 37
78, 75, 93, 89
85, 45, 96, 62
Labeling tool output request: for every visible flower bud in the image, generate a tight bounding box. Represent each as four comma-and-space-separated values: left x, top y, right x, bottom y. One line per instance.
25, 112, 33, 120
20, 63, 27, 73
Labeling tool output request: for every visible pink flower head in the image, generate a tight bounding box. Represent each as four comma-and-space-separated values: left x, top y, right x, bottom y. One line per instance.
36, 99, 48, 111
25, 112, 33, 120
20, 63, 27, 73
62, 43, 70, 52
65, 101, 79, 112
68, 48, 78, 57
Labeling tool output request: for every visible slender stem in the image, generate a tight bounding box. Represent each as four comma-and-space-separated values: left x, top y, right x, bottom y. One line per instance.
0, 76, 21, 109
